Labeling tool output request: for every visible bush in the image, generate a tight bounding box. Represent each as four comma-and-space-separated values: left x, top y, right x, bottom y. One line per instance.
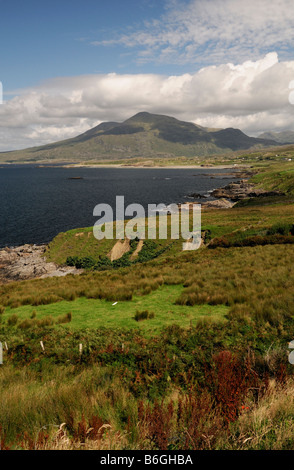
65, 241, 173, 271
35, 316, 54, 327
134, 310, 155, 322
76, 257, 96, 269
7, 314, 18, 326
56, 312, 72, 324
112, 253, 132, 268
66, 256, 96, 269
30, 310, 37, 319
66, 256, 79, 266
95, 256, 112, 269
209, 233, 294, 249
18, 319, 34, 330
267, 222, 294, 236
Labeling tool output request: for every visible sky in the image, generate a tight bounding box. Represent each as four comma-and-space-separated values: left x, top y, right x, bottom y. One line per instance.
1, 0, 294, 151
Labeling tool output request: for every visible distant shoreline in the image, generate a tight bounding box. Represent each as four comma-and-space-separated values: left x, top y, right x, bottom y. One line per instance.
60, 163, 244, 170
0, 162, 248, 170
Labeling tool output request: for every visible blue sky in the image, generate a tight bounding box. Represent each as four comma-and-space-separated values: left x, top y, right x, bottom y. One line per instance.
1, 0, 294, 150
1, 0, 169, 90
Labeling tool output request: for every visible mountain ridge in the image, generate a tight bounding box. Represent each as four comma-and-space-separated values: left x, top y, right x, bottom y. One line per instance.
0, 111, 280, 163
258, 130, 294, 144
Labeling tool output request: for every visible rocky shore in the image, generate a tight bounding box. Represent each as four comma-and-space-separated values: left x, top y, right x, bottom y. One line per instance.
0, 168, 285, 283
0, 244, 82, 284
196, 169, 285, 209
210, 179, 284, 202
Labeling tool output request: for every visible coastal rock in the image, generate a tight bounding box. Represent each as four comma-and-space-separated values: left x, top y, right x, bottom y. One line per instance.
180, 199, 235, 210
187, 192, 207, 199
0, 244, 82, 283
201, 198, 236, 209
211, 180, 284, 201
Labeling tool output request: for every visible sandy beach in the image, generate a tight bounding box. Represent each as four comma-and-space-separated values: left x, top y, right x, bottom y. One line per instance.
60, 163, 245, 170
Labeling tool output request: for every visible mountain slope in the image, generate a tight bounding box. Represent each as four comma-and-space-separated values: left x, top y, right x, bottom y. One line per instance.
0, 111, 279, 163
258, 130, 294, 144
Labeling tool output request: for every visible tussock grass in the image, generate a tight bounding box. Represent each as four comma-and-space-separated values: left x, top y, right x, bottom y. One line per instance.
222, 379, 294, 450
1, 179, 294, 449
1, 285, 228, 333
1, 242, 294, 327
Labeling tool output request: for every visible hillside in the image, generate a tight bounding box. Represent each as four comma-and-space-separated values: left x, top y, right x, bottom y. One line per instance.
258, 130, 294, 144
0, 112, 280, 163
2, 158, 294, 450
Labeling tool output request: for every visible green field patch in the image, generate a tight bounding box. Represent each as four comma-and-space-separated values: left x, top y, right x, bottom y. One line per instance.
2, 285, 228, 335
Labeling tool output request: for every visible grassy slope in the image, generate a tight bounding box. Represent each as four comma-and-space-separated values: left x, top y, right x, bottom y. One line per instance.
1, 158, 294, 450
0, 112, 282, 163
1, 182, 294, 333
0, 133, 237, 163
2, 285, 228, 335
251, 162, 294, 194
45, 194, 294, 266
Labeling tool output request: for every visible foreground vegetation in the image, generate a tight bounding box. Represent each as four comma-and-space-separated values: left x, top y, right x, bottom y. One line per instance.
1, 311, 294, 451
1, 157, 294, 450
0, 317, 293, 450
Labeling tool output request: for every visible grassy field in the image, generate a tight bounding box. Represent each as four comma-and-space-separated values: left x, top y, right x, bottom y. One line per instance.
1, 284, 228, 334
1, 157, 294, 450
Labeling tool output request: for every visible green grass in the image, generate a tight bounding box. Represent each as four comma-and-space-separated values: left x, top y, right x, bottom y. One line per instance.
250, 161, 294, 194
45, 193, 294, 268
2, 284, 228, 335
2, 168, 294, 450
45, 221, 182, 265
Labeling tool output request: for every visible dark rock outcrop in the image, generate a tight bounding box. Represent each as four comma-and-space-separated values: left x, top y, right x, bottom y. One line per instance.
211, 180, 284, 201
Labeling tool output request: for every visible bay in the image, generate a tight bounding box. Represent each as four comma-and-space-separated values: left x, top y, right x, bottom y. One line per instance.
0, 165, 238, 248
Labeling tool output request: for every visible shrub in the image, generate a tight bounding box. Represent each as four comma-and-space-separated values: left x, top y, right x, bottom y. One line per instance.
209, 233, 294, 249
66, 256, 79, 266
76, 257, 96, 269
134, 310, 155, 322
112, 253, 132, 268
267, 222, 294, 236
95, 256, 112, 269
56, 312, 72, 324
18, 319, 33, 330
7, 314, 18, 326
30, 310, 37, 319
209, 350, 259, 422
35, 316, 54, 327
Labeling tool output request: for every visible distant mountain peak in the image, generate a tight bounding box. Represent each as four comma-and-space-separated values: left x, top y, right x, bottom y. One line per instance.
0, 111, 281, 163
258, 130, 294, 144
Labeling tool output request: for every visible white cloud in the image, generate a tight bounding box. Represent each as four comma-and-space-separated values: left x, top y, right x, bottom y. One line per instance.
92, 0, 294, 66
1, 53, 294, 150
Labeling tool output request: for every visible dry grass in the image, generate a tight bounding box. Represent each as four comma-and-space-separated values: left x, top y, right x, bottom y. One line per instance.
222, 379, 294, 450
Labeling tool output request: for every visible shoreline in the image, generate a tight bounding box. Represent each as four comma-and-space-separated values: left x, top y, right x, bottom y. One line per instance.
0, 161, 250, 170
1, 167, 285, 283
0, 167, 253, 251
61, 163, 244, 169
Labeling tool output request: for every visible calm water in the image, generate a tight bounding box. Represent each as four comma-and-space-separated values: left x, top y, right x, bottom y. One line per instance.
0, 165, 238, 248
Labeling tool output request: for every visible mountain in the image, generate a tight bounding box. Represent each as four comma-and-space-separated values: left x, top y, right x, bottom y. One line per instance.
0, 111, 280, 163
258, 130, 294, 144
